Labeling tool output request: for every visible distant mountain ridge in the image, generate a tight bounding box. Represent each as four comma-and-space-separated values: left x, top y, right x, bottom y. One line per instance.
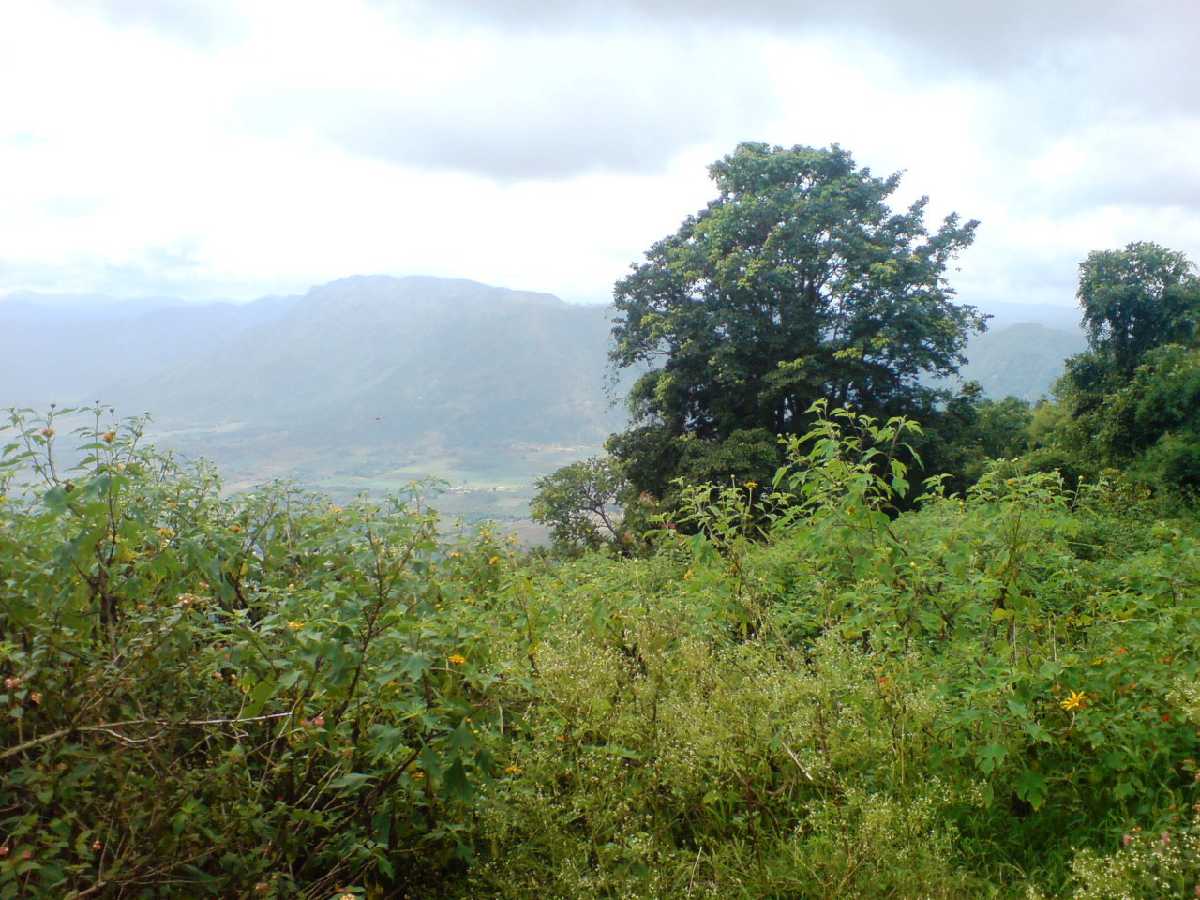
92, 275, 624, 447
975, 300, 1083, 335
955, 322, 1086, 401
2, 278, 1089, 520
2, 281, 1091, 429
0, 291, 300, 408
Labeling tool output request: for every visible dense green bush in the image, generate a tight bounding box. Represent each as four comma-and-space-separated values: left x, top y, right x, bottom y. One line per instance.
0, 407, 522, 896
2, 404, 1198, 897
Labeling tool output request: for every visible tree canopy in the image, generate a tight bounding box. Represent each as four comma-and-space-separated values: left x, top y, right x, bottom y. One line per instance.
530, 456, 628, 553
607, 142, 985, 497
1041, 243, 1200, 490
1077, 241, 1200, 374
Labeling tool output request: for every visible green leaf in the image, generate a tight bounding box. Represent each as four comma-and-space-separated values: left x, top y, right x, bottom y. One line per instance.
1022, 721, 1052, 744
975, 743, 1007, 774
400, 653, 430, 681
43, 486, 69, 516
1015, 770, 1048, 810
442, 757, 473, 802
419, 744, 443, 779
244, 678, 276, 717
330, 772, 373, 791
1006, 699, 1030, 719
448, 720, 477, 754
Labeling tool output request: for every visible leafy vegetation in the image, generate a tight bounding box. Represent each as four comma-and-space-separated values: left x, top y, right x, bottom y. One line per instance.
606, 141, 985, 504
3, 398, 1198, 897
1028, 241, 1200, 492
530, 456, 629, 554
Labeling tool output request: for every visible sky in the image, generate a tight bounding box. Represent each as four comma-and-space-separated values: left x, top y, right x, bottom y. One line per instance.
2, 0, 1199, 307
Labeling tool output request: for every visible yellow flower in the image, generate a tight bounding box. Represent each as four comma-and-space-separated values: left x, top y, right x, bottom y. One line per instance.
744, 480, 758, 490
411, 770, 425, 780
504, 764, 522, 775
101, 431, 116, 444
448, 653, 467, 666
287, 620, 304, 631
1060, 690, 1088, 712
683, 569, 694, 581
488, 555, 500, 566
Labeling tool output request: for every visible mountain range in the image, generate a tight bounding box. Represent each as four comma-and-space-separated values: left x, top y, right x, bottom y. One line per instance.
1, 277, 1087, 524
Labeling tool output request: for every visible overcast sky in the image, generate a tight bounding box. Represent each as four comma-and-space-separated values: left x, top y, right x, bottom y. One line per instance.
2, 0, 1198, 307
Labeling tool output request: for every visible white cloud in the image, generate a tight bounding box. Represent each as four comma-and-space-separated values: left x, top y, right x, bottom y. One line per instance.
1, 0, 1198, 307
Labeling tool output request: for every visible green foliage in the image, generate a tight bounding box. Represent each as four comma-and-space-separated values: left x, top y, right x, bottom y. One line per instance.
1053, 341, 1200, 492
1077, 242, 1199, 375
530, 456, 629, 554
606, 141, 984, 501
3, 406, 1199, 897
1, 408, 521, 896
1031, 243, 1200, 499
974, 395, 1035, 459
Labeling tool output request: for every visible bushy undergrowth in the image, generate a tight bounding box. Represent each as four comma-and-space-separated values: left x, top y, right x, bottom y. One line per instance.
2, 405, 1198, 897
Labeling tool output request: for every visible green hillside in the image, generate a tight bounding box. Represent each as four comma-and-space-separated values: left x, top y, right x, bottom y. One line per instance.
3, 178, 1198, 898
99, 277, 623, 447
2, 278, 633, 529
2, 405, 1197, 898
957, 323, 1087, 401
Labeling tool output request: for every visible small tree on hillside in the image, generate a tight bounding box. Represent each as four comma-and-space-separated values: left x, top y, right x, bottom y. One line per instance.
530, 456, 628, 554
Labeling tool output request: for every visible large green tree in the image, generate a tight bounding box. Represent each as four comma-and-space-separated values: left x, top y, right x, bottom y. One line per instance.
1041, 243, 1200, 491
1076, 241, 1200, 375
607, 142, 985, 497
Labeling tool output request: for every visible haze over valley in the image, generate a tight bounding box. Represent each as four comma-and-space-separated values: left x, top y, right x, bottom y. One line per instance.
2, 275, 1082, 530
